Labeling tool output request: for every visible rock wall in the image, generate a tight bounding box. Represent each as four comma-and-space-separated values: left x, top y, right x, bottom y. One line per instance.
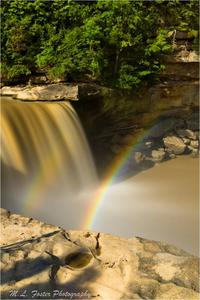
0, 209, 199, 299
75, 46, 199, 176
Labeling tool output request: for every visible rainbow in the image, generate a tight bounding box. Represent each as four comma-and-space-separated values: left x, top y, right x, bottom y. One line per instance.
82, 129, 146, 230
22, 123, 153, 227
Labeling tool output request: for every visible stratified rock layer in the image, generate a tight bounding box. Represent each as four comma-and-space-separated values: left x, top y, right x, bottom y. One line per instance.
0, 209, 199, 299
1, 84, 78, 101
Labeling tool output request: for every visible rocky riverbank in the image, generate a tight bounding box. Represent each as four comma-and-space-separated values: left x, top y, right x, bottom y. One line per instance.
0, 209, 199, 299
130, 116, 199, 164
92, 110, 199, 180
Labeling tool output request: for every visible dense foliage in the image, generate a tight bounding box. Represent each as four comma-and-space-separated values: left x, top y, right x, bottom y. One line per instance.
1, 0, 199, 89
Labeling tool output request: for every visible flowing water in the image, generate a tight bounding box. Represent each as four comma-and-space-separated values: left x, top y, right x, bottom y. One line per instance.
1, 97, 199, 255
1, 97, 97, 228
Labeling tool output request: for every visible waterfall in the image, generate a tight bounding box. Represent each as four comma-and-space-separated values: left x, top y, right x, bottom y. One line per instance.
1, 97, 97, 229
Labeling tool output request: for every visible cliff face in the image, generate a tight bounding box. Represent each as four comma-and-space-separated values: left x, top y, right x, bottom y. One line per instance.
0, 209, 199, 300
149, 47, 199, 109
74, 42, 199, 175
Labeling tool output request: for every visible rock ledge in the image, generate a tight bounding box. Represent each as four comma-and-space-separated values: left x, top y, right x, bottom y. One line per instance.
1, 84, 79, 101
0, 209, 199, 299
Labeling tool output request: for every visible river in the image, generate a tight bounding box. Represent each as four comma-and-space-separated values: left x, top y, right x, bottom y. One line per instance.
92, 155, 199, 256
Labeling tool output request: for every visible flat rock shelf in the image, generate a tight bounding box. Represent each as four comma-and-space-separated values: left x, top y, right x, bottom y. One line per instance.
0, 209, 199, 299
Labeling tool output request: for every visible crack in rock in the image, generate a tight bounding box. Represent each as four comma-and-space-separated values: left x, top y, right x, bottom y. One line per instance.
0, 230, 61, 253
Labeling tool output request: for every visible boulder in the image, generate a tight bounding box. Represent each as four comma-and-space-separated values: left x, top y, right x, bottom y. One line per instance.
0, 209, 199, 300
187, 144, 199, 156
187, 145, 194, 151
151, 149, 166, 162
163, 136, 186, 155
176, 129, 197, 140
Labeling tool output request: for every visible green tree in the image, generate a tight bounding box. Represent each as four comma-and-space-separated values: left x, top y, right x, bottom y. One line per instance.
1, 0, 199, 88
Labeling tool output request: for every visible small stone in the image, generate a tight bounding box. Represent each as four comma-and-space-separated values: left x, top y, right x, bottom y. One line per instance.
190, 149, 199, 158
169, 153, 176, 159
165, 148, 173, 154
134, 152, 144, 163
187, 145, 194, 152
145, 141, 153, 148
151, 150, 165, 162
182, 138, 190, 145
190, 140, 199, 149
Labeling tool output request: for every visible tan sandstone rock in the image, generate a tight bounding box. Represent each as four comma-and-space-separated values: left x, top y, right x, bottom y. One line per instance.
0, 209, 199, 299
1, 84, 78, 101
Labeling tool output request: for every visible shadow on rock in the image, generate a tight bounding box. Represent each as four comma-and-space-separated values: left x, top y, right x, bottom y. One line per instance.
1, 257, 100, 299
